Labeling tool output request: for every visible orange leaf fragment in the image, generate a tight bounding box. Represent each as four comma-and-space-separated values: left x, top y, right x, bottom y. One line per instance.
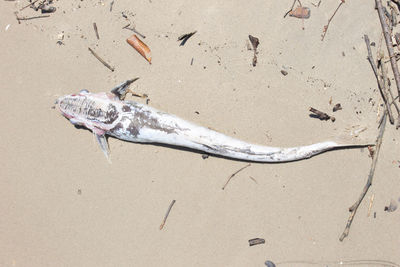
127, 34, 152, 64
289, 7, 311, 19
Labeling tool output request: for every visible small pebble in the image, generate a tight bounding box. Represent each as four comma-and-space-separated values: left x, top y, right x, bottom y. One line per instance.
265, 260, 276, 267
333, 103, 342, 112
201, 154, 209, 159
281, 70, 288, 76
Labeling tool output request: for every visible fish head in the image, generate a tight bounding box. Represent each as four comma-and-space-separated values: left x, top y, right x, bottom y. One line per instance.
55, 90, 120, 133
55, 89, 91, 120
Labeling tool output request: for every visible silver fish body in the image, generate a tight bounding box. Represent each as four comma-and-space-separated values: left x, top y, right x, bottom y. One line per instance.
56, 81, 365, 162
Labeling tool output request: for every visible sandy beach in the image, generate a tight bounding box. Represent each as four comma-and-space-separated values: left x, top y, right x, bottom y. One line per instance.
1, 0, 400, 266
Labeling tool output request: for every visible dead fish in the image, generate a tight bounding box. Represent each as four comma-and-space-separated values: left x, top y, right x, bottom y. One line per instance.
55, 79, 370, 162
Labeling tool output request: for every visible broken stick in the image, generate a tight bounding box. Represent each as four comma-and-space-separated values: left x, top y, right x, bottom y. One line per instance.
93, 22, 100, 40
88, 47, 115, 71
364, 34, 394, 124
381, 52, 400, 127
309, 107, 335, 121
19, 0, 40, 11
339, 111, 387, 241
321, 0, 345, 41
376, 0, 400, 101
222, 164, 251, 190
160, 200, 176, 230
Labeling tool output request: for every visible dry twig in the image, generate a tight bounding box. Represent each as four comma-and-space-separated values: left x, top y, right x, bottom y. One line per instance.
364, 35, 395, 124
309, 107, 335, 121
19, 0, 40, 11
93, 22, 100, 40
339, 112, 387, 241
284, 0, 302, 18
88, 47, 115, 72
381, 52, 400, 127
159, 200, 176, 230
248, 238, 265, 246
14, 12, 50, 23
122, 23, 146, 39
222, 164, 251, 190
321, 0, 345, 41
110, 0, 114, 11
376, 0, 400, 100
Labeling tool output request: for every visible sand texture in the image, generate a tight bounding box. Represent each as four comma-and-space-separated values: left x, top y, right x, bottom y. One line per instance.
1, 0, 400, 266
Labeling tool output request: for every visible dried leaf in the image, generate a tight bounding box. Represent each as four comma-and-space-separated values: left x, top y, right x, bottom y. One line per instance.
127, 34, 152, 64
289, 7, 311, 19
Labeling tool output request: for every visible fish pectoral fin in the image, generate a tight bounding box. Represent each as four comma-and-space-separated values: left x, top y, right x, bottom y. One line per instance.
111, 78, 139, 100
95, 134, 111, 163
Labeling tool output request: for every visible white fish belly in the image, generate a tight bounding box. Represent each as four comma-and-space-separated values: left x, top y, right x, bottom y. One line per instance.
108, 103, 339, 162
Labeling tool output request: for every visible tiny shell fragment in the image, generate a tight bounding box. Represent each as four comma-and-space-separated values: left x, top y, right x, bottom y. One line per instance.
289, 7, 311, 19
127, 34, 152, 64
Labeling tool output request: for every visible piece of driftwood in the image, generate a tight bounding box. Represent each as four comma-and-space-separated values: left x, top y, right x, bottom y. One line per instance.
339, 112, 387, 241
309, 107, 335, 121
376, 0, 400, 101
248, 238, 265, 246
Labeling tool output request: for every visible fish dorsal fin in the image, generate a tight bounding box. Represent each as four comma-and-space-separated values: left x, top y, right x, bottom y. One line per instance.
110, 78, 139, 100
95, 133, 111, 163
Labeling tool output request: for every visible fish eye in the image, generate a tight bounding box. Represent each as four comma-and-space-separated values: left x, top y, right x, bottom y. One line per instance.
80, 89, 89, 94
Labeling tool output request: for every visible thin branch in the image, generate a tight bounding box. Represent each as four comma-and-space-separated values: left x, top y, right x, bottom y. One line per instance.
122, 23, 146, 39
339, 112, 387, 241
15, 13, 50, 23
159, 200, 176, 230
19, 0, 40, 11
376, 0, 400, 101
321, 0, 345, 41
93, 22, 100, 40
88, 47, 115, 72
284, 0, 302, 18
381, 51, 400, 128
364, 34, 395, 124
222, 164, 251, 190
